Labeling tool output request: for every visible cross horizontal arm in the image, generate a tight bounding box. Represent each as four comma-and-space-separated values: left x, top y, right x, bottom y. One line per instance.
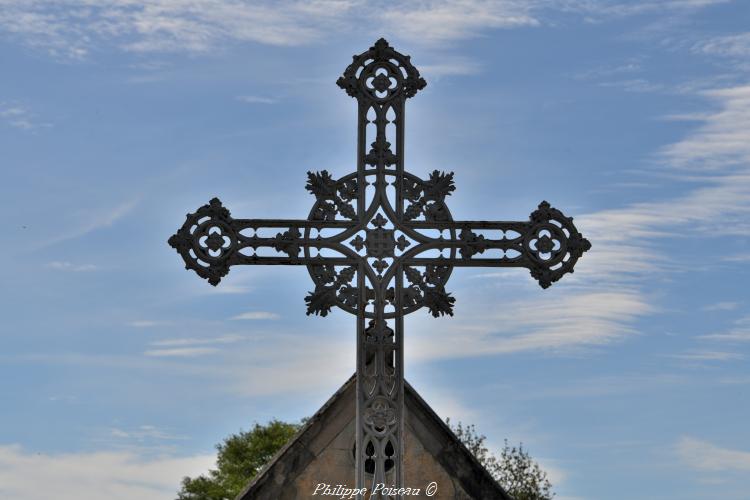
168, 198, 362, 286
404, 220, 530, 231
233, 218, 356, 229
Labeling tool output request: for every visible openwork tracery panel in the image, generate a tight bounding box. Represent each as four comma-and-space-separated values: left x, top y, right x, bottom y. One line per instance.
168, 39, 590, 499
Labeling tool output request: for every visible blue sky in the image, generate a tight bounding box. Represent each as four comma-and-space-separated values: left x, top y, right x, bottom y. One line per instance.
1, 1, 749, 499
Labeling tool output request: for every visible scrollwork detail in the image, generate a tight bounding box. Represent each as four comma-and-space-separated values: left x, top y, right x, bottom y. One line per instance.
459, 229, 488, 259
304, 287, 338, 317
404, 170, 455, 222
305, 265, 359, 316
306, 170, 358, 221
403, 265, 455, 317
273, 227, 301, 258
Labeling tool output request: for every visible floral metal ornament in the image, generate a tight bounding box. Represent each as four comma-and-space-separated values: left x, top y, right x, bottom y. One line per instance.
169, 38, 590, 499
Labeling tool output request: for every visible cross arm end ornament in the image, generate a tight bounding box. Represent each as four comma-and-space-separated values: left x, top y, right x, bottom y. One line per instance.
525, 200, 591, 288
168, 197, 235, 286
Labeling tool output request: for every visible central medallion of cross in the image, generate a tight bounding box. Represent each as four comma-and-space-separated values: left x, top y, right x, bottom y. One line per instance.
169, 38, 590, 499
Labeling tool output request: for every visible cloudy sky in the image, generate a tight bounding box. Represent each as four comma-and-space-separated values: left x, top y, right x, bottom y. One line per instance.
2, 1, 749, 499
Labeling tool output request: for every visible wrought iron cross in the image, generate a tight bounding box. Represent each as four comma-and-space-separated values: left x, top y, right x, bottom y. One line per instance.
169, 39, 590, 498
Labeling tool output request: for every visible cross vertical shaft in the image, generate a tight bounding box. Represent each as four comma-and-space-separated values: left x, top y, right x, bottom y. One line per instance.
339, 38, 424, 498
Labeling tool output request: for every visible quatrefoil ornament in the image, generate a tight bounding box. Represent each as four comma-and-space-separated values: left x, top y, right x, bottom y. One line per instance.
168, 197, 238, 286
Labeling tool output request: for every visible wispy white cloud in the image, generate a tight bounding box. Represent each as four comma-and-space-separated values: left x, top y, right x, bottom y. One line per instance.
3, 327, 354, 398
407, 289, 655, 360
0, 444, 213, 500
677, 436, 750, 472
576, 84, 750, 280
419, 57, 483, 78
693, 32, 750, 59
659, 85, 750, 171
573, 60, 643, 81
48, 394, 78, 403
378, 0, 722, 48
142, 327, 356, 397
149, 335, 243, 347
701, 315, 750, 342
719, 376, 750, 385
0, 0, 728, 60
217, 333, 354, 397
108, 425, 186, 442
230, 311, 280, 320
558, 0, 731, 21
574, 85, 750, 347
144, 347, 219, 358
723, 253, 750, 262
574, 57, 668, 94
581, 176, 750, 242
236, 95, 276, 104
0, 0, 358, 59
41, 197, 140, 248
380, 1, 539, 46
0, 101, 52, 130
702, 301, 739, 312
129, 320, 167, 328
598, 78, 664, 93
46, 261, 98, 272
534, 458, 568, 493
143, 334, 245, 357
659, 112, 713, 122
667, 350, 744, 361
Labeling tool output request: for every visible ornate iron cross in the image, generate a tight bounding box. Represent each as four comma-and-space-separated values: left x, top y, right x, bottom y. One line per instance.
169, 39, 590, 498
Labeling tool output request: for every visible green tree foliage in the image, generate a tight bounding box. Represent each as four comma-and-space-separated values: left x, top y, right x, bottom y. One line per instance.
177, 419, 301, 500
447, 418, 555, 500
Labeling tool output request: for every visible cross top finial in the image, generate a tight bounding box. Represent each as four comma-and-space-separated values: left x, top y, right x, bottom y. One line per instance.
337, 38, 427, 102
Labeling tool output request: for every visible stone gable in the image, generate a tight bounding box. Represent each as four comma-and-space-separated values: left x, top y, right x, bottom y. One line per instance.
237, 376, 510, 500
